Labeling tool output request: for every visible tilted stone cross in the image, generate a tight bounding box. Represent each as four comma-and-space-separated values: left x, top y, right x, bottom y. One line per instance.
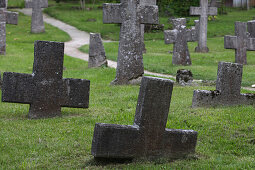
190, 0, 217, 53
224, 22, 255, 64
31, 0, 44, 33
103, 0, 158, 85
92, 76, 197, 159
164, 18, 199, 65
2, 41, 90, 119
192, 62, 255, 107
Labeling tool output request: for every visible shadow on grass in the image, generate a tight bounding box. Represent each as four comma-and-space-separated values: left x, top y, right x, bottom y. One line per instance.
84, 157, 133, 166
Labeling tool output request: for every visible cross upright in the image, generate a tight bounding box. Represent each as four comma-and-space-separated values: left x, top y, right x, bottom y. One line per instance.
91, 76, 197, 159
190, 0, 217, 53
103, 0, 159, 85
31, 0, 45, 33
224, 22, 255, 64
192, 62, 255, 107
2, 41, 90, 119
164, 18, 199, 65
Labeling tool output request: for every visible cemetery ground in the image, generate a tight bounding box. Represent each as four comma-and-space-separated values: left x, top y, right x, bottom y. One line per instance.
0, 2, 255, 170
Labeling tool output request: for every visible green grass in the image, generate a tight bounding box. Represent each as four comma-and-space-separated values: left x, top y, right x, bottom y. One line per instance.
7, 0, 24, 8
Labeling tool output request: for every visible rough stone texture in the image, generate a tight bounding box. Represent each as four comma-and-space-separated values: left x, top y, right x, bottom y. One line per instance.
88, 33, 107, 68
6, 11, 18, 25
25, 0, 48, 8
164, 18, 199, 65
2, 41, 90, 119
0, 0, 6, 8
176, 69, 193, 86
103, 0, 159, 85
192, 62, 255, 107
224, 21, 255, 65
91, 76, 197, 159
31, 0, 45, 33
248, 20, 255, 37
0, 8, 6, 55
190, 0, 217, 53
140, 0, 156, 53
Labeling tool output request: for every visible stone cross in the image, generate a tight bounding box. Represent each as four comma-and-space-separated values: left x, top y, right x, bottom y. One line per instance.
2, 41, 90, 119
224, 22, 255, 64
91, 76, 197, 159
103, 0, 158, 85
25, 0, 48, 8
190, 0, 217, 53
31, 0, 45, 33
192, 62, 255, 107
88, 33, 108, 68
140, 0, 157, 53
164, 18, 199, 65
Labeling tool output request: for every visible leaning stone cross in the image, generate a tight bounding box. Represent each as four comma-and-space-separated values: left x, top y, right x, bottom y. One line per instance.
164, 18, 199, 65
103, 0, 158, 85
2, 41, 90, 119
0, 0, 18, 55
190, 0, 217, 53
192, 62, 255, 107
92, 76, 197, 159
224, 22, 255, 64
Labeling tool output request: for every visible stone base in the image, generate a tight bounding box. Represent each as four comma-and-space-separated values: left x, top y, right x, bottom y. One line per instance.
195, 46, 209, 53
192, 90, 255, 107
111, 76, 142, 85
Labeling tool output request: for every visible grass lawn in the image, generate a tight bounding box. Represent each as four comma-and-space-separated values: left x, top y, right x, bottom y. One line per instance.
0, 6, 255, 169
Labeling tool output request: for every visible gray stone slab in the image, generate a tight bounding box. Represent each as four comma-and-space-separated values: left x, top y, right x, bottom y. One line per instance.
88, 33, 107, 68
91, 76, 197, 159
31, 0, 44, 33
6, 11, 18, 25
2, 41, 90, 119
0, 0, 6, 8
224, 21, 255, 64
0, 9, 6, 55
248, 20, 255, 37
192, 62, 255, 107
164, 18, 198, 65
25, 0, 48, 8
103, 0, 159, 85
190, 0, 217, 53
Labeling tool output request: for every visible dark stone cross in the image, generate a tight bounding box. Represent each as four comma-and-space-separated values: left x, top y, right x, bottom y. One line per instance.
103, 0, 158, 85
91, 76, 197, 159
164, 18, 199, 65
248, 20, 255, 37
2, 41, 90, 119
190, 0, 217, 53
192, 62, 255, 107
224, 22, 255, 65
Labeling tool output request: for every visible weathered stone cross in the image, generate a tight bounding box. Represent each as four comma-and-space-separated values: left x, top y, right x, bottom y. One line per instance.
192, 62, 255, 107
103, 0, 158, 85
0, 0, 18, 55
2, 41, 90, 119
164, 18, 199, 65
224, 22, 255, 64
190, 0, 217, 53
31, 0, 45, 33
92, 76, 197, 159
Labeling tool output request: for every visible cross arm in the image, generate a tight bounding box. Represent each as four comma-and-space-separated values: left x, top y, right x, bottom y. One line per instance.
224, 35, 237, 49
190, 7, 201, 16
208, 7, 218, 16
247, 38, 255, 51
2, 72, 33, 104
187, 20, 199, 42
91, 123, 139, 158
103, 3, 121, 24
61, 78, 90, 108
164, 30, 177, 44
6, 11, 18, 25
139, 5, 159, 25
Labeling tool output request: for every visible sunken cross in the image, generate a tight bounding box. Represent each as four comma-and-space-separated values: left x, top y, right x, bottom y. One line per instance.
92, 76, 197, 159
0, 1, 18, 55
2, 41, 90, 119
224, 21, 255, 65
164, 18, 199, 65
103, 0, 158, 85
192, 62, 255, 107
190, 0, 217, 53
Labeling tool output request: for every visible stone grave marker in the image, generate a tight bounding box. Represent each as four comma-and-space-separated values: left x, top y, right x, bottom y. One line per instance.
91, 76, 197, 159
176, 69, 193, 86
88, 33, 107, 68
248, 20, 255, 37
192, 62, 255, 107
2, 41, 90, 119
31, 0, 44, 33
25, 0, 48, 8
164, 18, 199, 65
224, 21, 255, 64
190, 0, 217, 53
103, 0, 158, 85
